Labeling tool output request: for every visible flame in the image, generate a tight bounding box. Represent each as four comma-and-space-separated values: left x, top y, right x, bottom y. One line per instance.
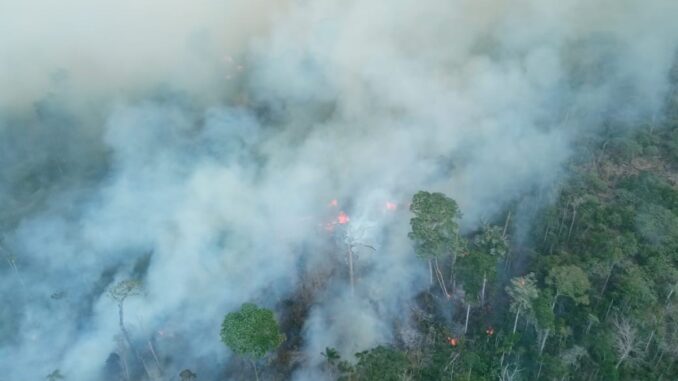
486, 327, 495, 336
337, 211, 350, 224
447, 337, 458, 347
329, 199, 338, 207
385, 201, 397, 211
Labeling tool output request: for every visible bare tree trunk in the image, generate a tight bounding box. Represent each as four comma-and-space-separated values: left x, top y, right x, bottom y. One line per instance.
480, 274, 487, 305
600, 264, 615, 296
567, 205, 577, 239
429, 259, 433, 286
604, 299, 615, 320
118, 301, 153, 380
347, 247, 355, 294
464, 304, 471, 334
503, 211, 511, 238
512, 308, 520, 334
121, 350, 130, 381
551, 293, 560, 311
557, 207, 567, 236
433, 258, 449, 298
148, 340, 163, 375
250, 359, 259, 381
665, 287, 674, 308
539, 329, 550, 355
644, 330, 654, 353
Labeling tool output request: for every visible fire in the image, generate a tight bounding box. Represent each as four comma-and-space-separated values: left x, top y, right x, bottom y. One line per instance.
329, 199, 339, 207
446, 337, 458, 347
486, 326, 495, 336
385, 201, 397, 211
337, 211, 350, 224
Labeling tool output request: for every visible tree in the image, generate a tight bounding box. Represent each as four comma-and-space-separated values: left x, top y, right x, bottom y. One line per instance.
107, 279, 149, 381
343, 220, 376, 295
532, 293, 555, 355
409, 191, 463, 298
179, 369, 197, 381
612, 316, 641, 369
354, 346, 409, 381
220, 303, 284, 381
46, 369, 64, 381
457, 225, 507, 333
506, 274, 539, 334
546, 265, 591, 310
108, 279, 142, 343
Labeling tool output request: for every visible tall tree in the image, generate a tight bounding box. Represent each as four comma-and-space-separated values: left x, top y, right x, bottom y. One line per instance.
612, 316, 640, 369
546, 265, 591, 310
409, 191, 463, 298
457, 225, 508, 333
107, 279, 151, 381
220, 303, 284, 381
506, 274, 539, 334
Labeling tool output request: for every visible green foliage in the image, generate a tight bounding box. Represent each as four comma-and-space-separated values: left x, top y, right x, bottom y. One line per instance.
220, 303, 284, 359
354, 346, 409, 381
473, 224, 509, 257
107, 279, 142, 303
547, 265, 591, 306
506, 273, 539, 315
408, 191, 463, 260
322, 347, 341, 364
458, 225, 509, 300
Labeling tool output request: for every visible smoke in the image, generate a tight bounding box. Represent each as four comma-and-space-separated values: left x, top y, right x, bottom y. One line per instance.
1, 0, 676, 380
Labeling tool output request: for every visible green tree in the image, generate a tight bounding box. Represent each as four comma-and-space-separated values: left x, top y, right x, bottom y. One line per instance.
220, 303, 284, 381
546, 265, 591, 310
506, 273, 539, 334
409, 191, 463, 297
457, 225, 508, 333
354, 346, 409, 381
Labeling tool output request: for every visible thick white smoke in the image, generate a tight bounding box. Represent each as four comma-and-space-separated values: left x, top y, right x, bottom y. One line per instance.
0, 0, 676, 380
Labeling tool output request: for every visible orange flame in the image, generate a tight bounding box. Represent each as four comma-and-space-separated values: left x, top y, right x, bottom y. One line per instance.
385, 201, 397, 211
337, 211, 350, 224
447, 337, 458, 347
329, 199, 338, 207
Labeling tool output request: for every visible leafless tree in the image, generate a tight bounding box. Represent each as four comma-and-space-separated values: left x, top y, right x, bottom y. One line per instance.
612, 316, 641, 369
343, 220, 376, 294
108, 280, 155, 380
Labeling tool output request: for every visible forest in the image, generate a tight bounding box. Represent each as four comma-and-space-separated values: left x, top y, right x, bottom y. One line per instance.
214, 106, 678, 380
1, 1, 677, 381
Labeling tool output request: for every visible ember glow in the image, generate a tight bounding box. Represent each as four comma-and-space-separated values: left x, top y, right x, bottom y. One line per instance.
385, 201, 397, 211
337, 211, 350, 224
329, 199, 339, 207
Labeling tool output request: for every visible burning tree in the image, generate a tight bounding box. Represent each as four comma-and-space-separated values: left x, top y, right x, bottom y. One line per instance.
408, 191, 463, 298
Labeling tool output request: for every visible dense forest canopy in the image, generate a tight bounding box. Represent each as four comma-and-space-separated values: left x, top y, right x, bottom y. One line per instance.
1, 1, 677, 380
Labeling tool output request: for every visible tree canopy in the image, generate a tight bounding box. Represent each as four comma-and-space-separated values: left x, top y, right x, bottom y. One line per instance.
220, 303, 284, 359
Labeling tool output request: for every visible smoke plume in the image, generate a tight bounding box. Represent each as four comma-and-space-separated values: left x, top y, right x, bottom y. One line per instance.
0, 0, 676, 380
